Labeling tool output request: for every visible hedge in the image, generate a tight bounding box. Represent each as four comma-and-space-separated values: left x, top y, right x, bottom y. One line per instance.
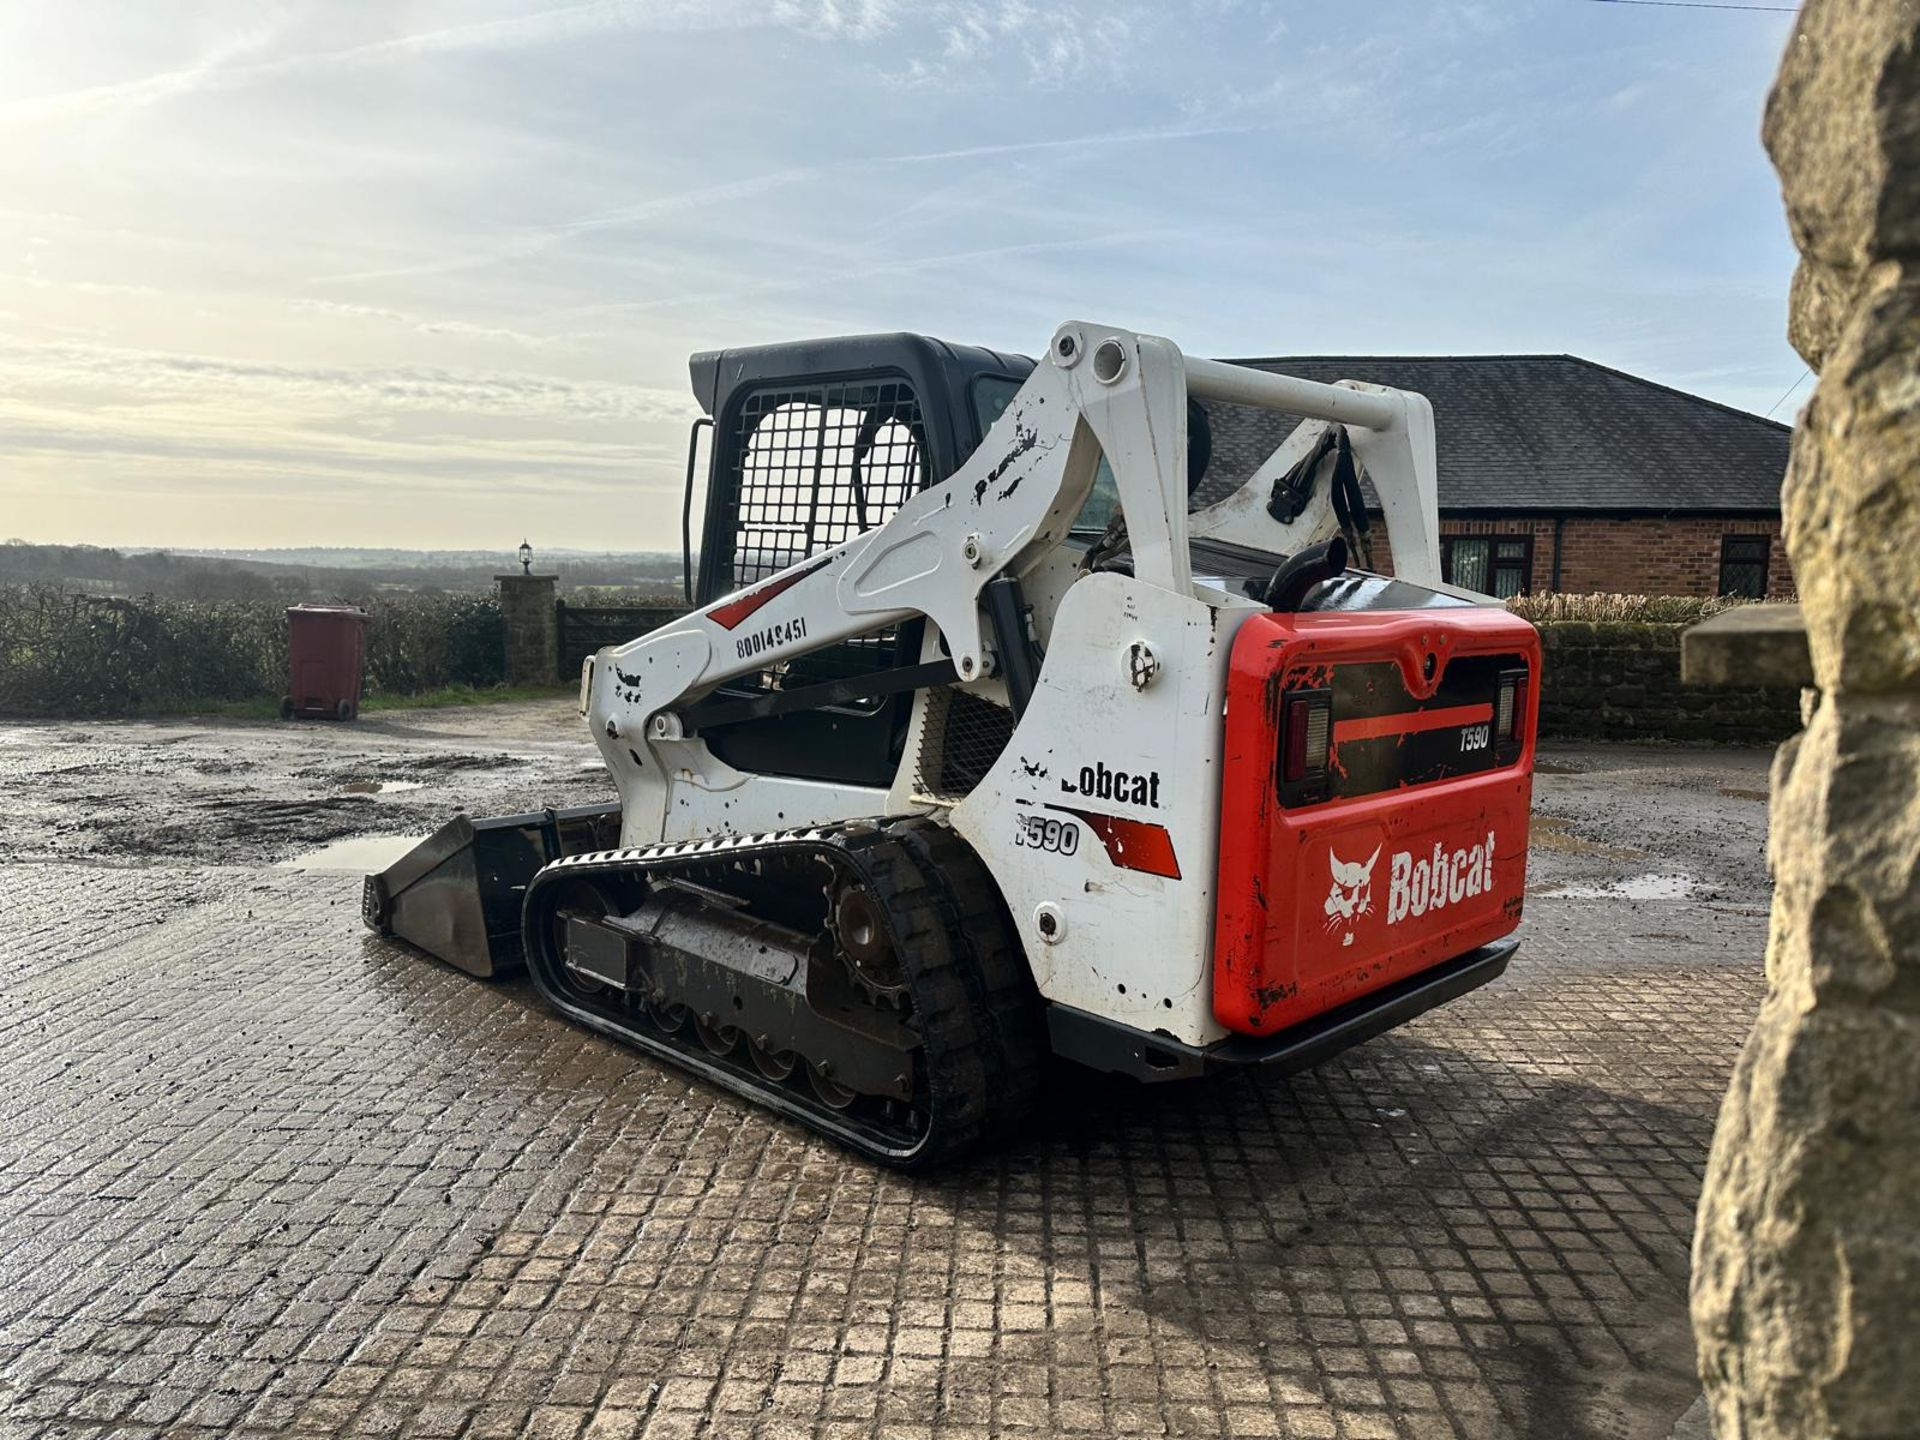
0, 582, 1802, 740
0, 586, 503, 717
1506, 592, 1759, 624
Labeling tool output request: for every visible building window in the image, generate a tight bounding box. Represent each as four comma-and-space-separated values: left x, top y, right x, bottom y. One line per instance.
1719, 535, 1771, 598
1443, 536, 1532, 597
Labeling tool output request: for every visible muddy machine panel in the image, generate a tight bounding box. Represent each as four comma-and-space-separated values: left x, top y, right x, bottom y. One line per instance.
1213, 605, 1538, 1035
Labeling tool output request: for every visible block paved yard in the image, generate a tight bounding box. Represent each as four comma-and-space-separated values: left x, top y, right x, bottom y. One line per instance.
0, 708, 1775, 1439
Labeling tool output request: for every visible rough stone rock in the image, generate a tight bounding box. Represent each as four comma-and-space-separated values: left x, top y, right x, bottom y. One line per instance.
1781, 266, 1920, 695
1785, 258, 1857, 373
1693, 3, 1920, 1435
1683, 604, 1813, 689
1764, 0, 1920, 362
1692, 697, 1920, 1438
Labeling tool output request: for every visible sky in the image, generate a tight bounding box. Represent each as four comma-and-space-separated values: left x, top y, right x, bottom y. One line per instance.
0, 0, 1803, 553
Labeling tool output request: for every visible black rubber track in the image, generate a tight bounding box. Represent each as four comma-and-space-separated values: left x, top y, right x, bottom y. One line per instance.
888, 818, 1046, 1147
520, 820, 1042, 1172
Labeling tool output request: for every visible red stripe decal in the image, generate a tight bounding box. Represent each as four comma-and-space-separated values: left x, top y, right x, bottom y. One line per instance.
1333, 702, 1493, 745
1051, 807, 1182, 880
707, 555, 833, 631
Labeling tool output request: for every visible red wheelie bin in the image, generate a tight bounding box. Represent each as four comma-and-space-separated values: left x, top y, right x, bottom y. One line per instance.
282, 604, 369, 721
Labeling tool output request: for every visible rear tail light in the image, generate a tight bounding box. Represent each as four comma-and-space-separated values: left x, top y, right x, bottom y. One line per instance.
1278, 688, 1333, 804
1496, 668, 1529, 757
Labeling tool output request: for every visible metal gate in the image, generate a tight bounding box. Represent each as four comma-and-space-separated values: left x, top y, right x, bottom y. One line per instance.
555, 603, 684, 678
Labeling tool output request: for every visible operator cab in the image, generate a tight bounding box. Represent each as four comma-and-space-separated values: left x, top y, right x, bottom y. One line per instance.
685, 334, 1032, 788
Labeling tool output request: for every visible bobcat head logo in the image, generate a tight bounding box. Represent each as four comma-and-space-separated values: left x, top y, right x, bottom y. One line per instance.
1324, 844, 1381, 946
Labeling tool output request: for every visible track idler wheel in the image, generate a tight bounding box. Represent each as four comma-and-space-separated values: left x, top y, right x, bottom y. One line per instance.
543, 876, 622, 1003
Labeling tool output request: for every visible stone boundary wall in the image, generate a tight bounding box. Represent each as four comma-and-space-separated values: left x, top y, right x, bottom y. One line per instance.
1535, 619, 1800, 744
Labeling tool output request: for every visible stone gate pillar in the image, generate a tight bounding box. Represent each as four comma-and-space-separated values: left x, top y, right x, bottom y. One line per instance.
496, 572, 558, 686
1690, 3, 1920, 1436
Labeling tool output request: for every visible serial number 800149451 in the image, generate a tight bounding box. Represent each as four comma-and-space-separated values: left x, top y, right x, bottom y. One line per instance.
1014, 813, 1079, 855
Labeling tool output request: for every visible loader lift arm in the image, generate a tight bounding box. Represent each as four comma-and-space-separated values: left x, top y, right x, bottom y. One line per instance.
584, 322, 1445, 782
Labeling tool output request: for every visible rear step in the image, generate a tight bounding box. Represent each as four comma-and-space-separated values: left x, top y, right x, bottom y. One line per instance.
1047, 937, 1517, 1082
362, 802, 620, 977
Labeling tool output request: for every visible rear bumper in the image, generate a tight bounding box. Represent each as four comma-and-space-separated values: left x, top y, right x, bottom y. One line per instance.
1047, 936, 1517, 1083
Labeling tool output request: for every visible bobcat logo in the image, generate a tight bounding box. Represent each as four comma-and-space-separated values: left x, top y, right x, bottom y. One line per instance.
1324, 844, 1381, 947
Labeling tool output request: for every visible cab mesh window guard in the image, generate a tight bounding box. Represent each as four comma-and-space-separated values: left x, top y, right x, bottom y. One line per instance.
727, 381, 928, 588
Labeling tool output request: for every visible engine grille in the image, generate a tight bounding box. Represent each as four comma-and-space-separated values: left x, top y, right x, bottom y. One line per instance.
915, 689, 1016, 802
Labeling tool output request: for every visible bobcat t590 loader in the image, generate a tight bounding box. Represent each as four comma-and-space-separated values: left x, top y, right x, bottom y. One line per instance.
366, 321, 1538, 1170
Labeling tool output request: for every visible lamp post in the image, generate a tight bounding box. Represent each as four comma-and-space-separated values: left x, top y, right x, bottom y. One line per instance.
518, 540, 533, 576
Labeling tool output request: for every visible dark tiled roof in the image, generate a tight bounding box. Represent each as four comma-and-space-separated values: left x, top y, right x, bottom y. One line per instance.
1194, 355, 1790, 514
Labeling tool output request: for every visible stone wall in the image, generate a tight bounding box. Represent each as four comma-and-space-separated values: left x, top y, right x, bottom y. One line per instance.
495, 574, 558, 687
1535, 620, 1801, 743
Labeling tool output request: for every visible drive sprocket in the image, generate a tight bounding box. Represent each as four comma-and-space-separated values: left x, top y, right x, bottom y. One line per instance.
825, 876, 909, 1007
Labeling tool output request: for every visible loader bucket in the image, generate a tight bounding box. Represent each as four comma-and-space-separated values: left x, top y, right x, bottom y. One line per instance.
362, 802, 621, 977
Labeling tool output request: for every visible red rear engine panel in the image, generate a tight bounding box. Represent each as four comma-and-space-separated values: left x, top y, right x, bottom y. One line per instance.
1214, 605, 1539, 1036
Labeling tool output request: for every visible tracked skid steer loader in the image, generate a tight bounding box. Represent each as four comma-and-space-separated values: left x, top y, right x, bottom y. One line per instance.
366, 321, 1538, 1170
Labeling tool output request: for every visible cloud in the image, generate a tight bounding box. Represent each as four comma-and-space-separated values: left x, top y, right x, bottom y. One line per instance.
0, 339, 697, 426
877, 119, 1264, 167
0, 407, 674, 501
0, 334, 699, 520
914, 1, 1136, 87
322, 120, 1248, 291
0, 1, 857, 130
0, 270, 163, 299
595, 225, 1194, 317
313, 168, 825, 286
2, 29, 279, 125
0, 0, 1804, 546
286, 299, 591, 351
771, 0, 902, 40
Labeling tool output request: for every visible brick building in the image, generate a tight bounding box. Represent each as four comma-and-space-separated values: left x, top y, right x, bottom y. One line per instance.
1199, 355, 1794, 598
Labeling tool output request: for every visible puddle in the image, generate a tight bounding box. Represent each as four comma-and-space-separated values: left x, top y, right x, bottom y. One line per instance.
278, 835, 424, 872
340, 780, 426, 795
1544, 873, 1699, 901
1529, 815, 1645, 859
1533, 757, 1589, 775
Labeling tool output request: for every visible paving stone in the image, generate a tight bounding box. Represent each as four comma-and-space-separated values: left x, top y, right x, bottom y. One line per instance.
0, 823, 1762, 1438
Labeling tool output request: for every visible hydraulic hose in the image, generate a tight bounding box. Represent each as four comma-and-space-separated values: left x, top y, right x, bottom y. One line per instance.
1262, 536, 1349, 612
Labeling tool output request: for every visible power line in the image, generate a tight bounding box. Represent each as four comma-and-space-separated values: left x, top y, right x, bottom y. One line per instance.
1579, 0, 1799, 12
1765, 367, 1812, 419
